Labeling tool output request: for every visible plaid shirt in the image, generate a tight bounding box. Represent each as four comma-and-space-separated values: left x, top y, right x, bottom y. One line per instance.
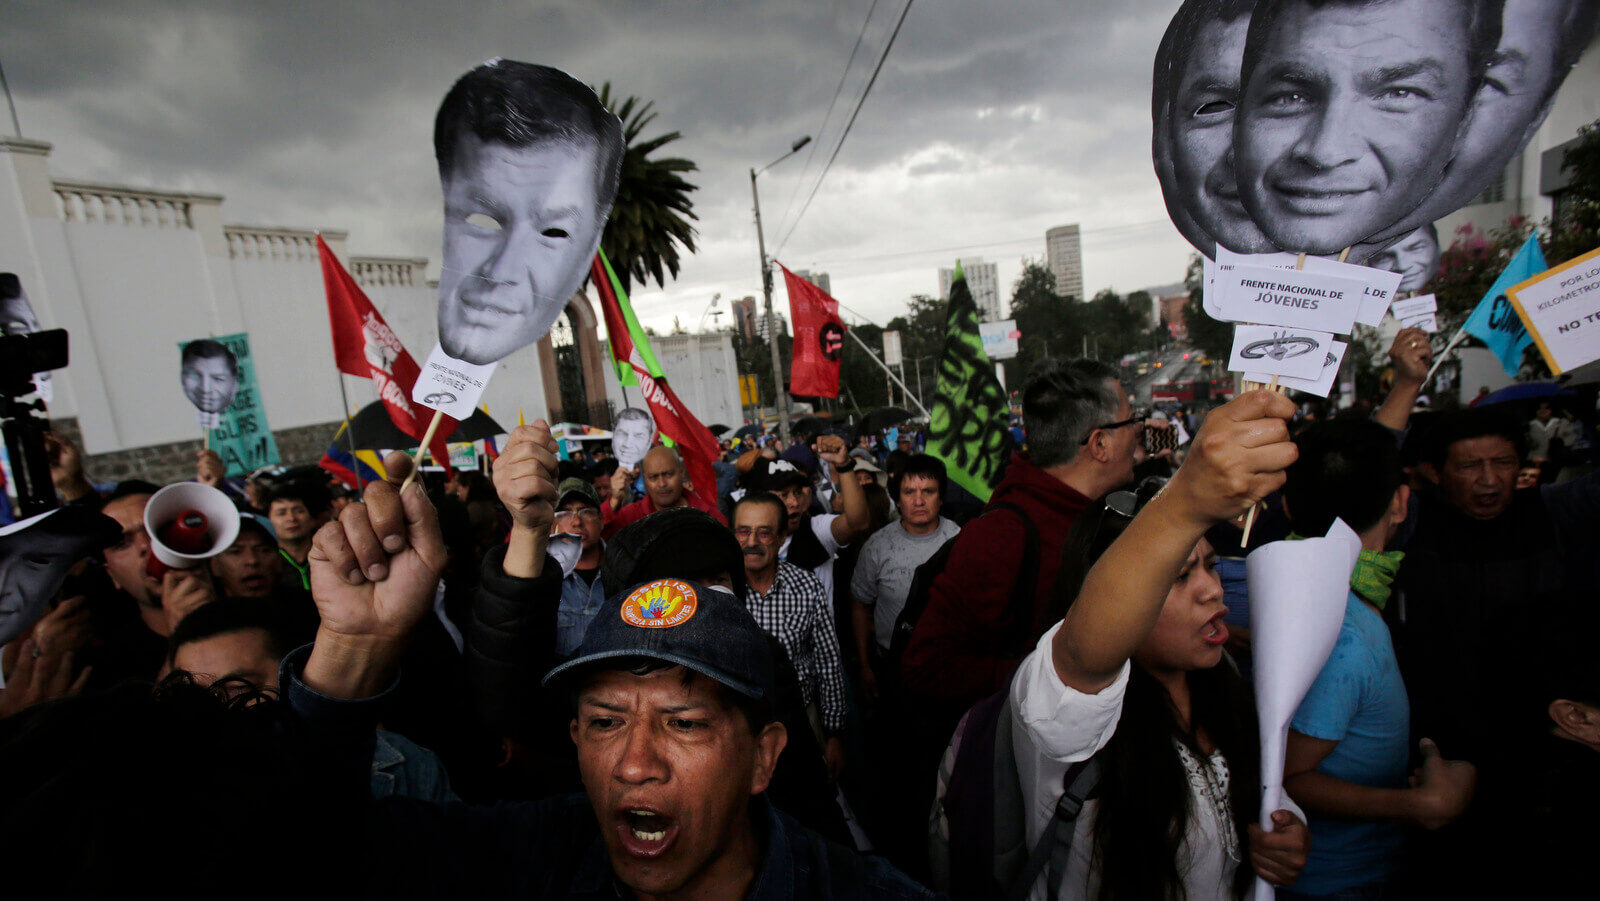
746, 561, 847, 733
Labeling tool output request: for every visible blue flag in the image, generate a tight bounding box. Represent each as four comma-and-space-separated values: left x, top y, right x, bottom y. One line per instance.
1461, 235, 1548, 376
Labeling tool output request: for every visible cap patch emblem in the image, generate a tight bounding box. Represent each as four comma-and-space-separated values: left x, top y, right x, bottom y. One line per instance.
621, 579, 698, 629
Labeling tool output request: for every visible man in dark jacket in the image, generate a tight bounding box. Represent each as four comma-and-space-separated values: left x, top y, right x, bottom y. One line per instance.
467, 423, 851, 841
287, 452, 930, 899
901, 358, 1145, 706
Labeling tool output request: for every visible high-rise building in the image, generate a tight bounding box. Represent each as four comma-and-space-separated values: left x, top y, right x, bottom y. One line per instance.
938, 257, 1001, 320
732, 296, 758, 340
792, 269, 831, 296
1046, 224, 1084, 301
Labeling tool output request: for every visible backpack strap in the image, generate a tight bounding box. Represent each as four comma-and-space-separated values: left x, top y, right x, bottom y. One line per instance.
986, 501, 1043, 660
1006, 757, 1101, 901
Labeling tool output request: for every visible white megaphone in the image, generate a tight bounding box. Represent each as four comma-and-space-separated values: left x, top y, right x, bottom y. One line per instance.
143, 482, 242, 579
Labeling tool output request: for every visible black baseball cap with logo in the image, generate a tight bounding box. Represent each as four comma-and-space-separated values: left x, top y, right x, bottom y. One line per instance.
556, 477, 602, 511
542, 578, 775, 699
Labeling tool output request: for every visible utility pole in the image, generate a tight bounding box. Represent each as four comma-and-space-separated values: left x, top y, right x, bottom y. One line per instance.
749, 135, 811, 442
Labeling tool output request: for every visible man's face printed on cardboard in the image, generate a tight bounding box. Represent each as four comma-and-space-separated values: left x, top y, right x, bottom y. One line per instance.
181, 354, 239, 415
437, 135, 605, 366
1153, 0, 1589, 261
1235, 0, 1475, 254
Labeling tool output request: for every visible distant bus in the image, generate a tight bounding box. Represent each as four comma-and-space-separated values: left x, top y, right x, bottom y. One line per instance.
1151, 378, 1235, 404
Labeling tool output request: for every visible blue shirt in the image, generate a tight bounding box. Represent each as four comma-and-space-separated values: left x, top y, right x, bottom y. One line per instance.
555, 570, 608, 657
1289, 591, 1412, 893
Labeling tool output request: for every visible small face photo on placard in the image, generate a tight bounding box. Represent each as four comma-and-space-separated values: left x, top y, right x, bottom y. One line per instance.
1233, 0, 1488, 255
179, 339, 241, 418
433, 60, 624, 367
612, 407, 655, 471
1370, 224, 1441, 295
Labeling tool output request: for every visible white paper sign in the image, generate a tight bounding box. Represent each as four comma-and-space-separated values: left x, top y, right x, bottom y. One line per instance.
1228, 325, 1335, 380
1212, 248, 1400, 327
1400, 313, 1439, 333
1508, 246, 1600, 375
1245, 340, 1347, 398
1247, 519, 1361, 901
1216, 264, 1364, 334
1390, 294, 1438, 320
413, 343, 496, 420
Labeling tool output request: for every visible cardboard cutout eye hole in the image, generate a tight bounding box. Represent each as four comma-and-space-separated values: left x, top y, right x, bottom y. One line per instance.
465, 213, 501, 230
1194, 99, 1234, 117
541, 227, 570, 239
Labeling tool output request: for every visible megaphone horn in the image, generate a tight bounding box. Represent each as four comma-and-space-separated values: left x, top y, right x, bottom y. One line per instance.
143, 483, 242, 579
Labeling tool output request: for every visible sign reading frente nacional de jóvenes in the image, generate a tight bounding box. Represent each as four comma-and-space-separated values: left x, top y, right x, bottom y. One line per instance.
1215, 262, 1363, 335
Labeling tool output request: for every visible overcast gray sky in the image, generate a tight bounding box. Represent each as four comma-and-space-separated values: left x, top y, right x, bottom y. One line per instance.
2, 0, 1196, 333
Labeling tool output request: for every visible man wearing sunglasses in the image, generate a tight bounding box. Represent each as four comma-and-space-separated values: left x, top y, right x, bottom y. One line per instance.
550, 478, 609, 656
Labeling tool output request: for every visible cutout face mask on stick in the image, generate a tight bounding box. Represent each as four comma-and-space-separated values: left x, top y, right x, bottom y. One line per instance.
179, 339, 241, 428
431, 59, 624, 368
612, 407, 655, 471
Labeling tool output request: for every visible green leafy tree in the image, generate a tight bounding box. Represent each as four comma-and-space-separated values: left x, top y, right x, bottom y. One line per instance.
1182, 253, 1233, 362
596, 84, 699, 292
1008, 261, 1080, 378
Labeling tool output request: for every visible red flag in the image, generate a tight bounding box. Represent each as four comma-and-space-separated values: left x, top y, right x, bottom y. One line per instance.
778, 263, 846, 398
317, 235, 456, 472
591, 253, 723, 512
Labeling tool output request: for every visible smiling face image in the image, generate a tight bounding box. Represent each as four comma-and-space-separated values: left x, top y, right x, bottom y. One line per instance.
436, 135, 604, 366
1370, 225, 1440, 293
1384, 0, 1594, 238
1235, 0, 1476, 253
1158, 2, 1279, 256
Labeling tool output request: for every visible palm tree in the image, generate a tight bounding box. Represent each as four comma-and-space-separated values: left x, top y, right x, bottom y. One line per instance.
596, 83, 699, 293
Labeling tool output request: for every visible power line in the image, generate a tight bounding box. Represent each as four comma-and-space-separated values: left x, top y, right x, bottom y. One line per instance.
773, 0, 881, 237
773, 0, 914, 257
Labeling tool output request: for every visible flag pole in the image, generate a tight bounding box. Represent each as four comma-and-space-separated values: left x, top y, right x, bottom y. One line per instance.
336, 372, 363, 489
846, 329, 930, 417
1425, 327, 1468, 384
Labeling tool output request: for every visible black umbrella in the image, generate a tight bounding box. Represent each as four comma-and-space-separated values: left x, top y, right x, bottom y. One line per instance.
708, 423, 732, 436
342, 400, 506, 451
857, 406, 914, 438
734, 424, 763, 440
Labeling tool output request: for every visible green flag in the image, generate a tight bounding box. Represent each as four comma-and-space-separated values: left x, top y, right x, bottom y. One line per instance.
927, 263, 1010, 502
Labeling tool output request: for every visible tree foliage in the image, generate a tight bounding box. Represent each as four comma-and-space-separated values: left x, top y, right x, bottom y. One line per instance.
596, 84, 700, 292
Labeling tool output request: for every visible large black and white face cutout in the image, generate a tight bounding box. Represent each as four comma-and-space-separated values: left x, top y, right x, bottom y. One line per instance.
0, 507, 120, 646
179, 339, 241, 427
433, 59, 624, 367
1153, 0, 1279, 256
1154, 0, 1590, 262
612, 407, 655, 471
1234, 0, 1482, 255
1359, 0, 1599, 247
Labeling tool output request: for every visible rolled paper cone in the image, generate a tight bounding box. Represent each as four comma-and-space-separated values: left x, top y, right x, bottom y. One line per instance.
1246, 519, 1362, 901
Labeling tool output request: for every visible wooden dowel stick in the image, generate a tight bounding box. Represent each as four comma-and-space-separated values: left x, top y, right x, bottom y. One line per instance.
401, 408, 446, 493
1239, 375, 1284, 547
1337, 247, 1351, 263
1295, 252, 1307, 270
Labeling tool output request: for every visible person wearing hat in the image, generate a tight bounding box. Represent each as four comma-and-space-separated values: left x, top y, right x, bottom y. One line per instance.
552, 476, 609, 656
283, 445, 933, 898
762, 434, 870, 605
846, 448, 883, 489
209, 514, 283, 601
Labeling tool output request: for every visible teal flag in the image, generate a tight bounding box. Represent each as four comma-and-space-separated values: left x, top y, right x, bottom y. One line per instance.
927, 264, 1010, 502
179, 332, 281, 477
1462, 235, 1548, 376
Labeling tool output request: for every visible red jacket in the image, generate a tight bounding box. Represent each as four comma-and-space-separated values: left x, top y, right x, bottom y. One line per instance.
900, 455, 1092, 705
603, 489, 726, 539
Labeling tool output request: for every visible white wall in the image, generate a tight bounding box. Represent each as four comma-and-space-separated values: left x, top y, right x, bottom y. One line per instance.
601, 332, 744, 429
0, 138, 549, 456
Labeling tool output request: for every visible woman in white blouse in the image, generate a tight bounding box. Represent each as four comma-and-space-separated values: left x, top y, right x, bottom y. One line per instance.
1010, 390, 1310, 899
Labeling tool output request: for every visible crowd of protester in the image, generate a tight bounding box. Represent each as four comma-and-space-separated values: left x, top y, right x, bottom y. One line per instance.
1, 325, 1597, 898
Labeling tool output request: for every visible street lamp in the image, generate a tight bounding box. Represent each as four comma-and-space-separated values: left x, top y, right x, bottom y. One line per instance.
751, 135, 811, 442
